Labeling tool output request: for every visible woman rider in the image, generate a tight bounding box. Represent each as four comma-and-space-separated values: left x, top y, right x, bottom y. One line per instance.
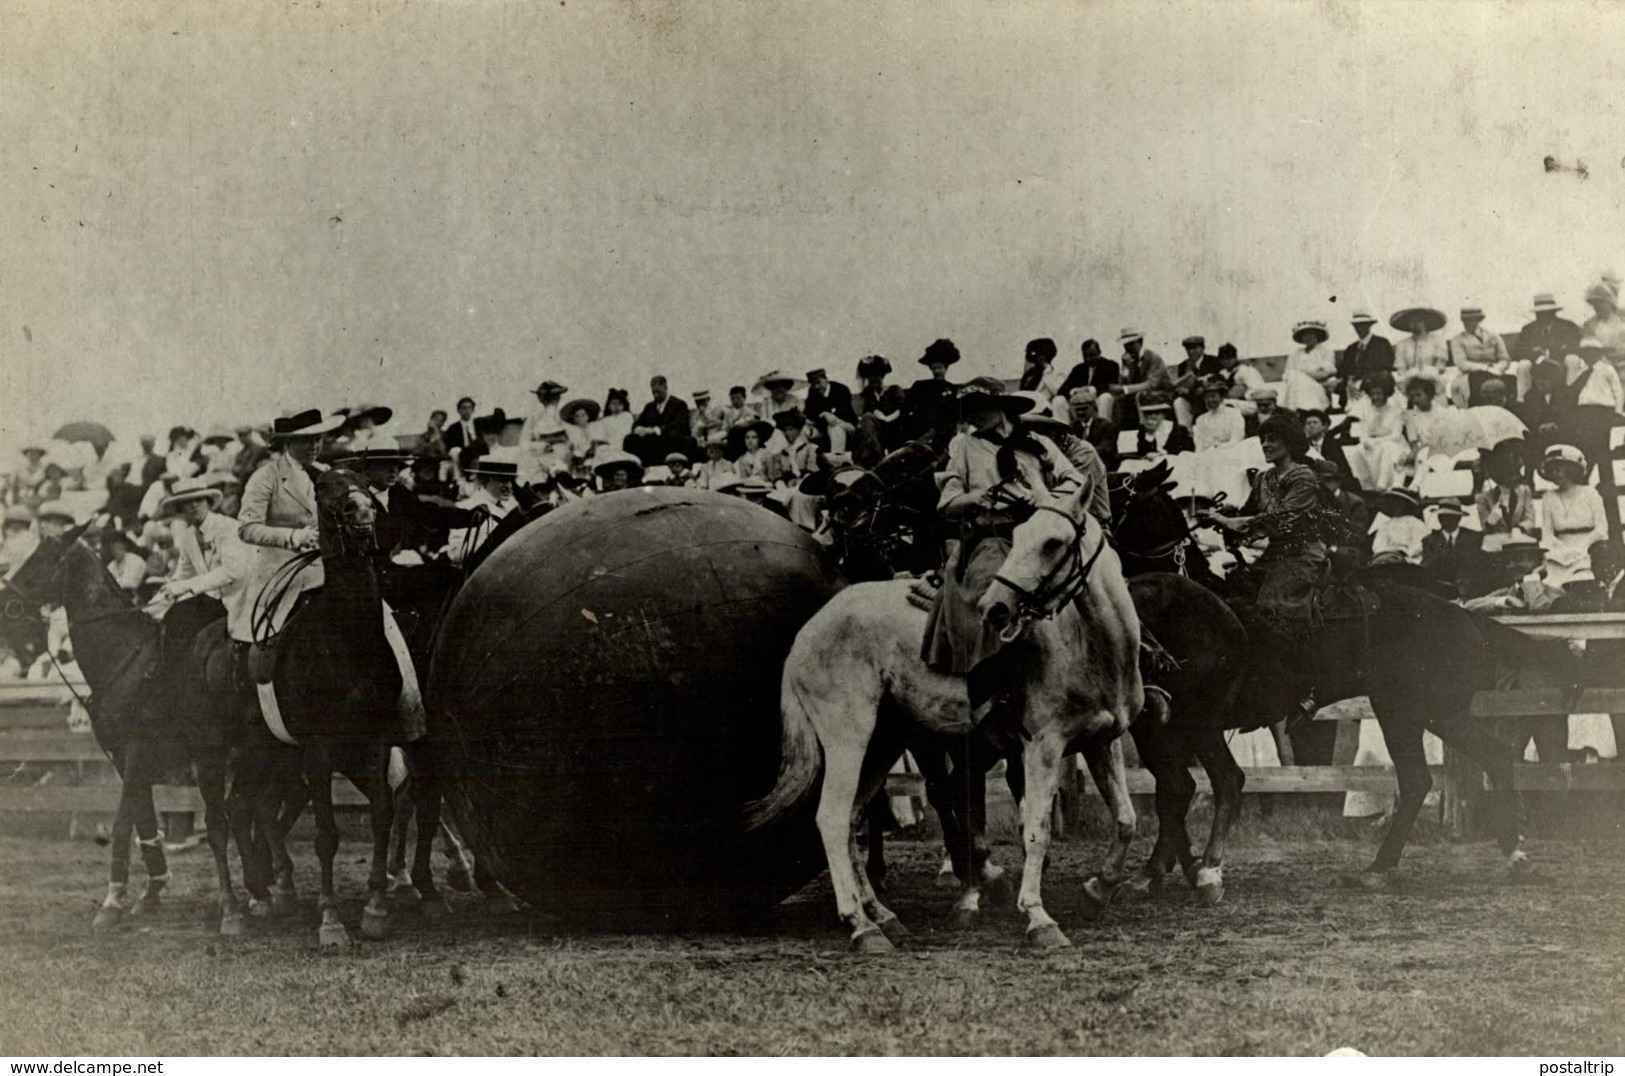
922, 377, 1084, 734
1205, 412, 1329, 724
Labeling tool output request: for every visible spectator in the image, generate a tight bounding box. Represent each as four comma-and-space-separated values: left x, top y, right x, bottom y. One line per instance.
690, 389, 726, 446
521, 380, 571, 476
1468, 378, 1528, 449
11, 444, 49, 506
720, 385, 756, 430
561, 398, 601, 477
1337, 309, 1395, 400
773, 410, 818, 479
445, 456, 518, 565
1067, 387, 1119, 471
1301, 408, 1352, 484
102, 531, 148, 595
1371, 488, 1428, 565
1313, 459, 1372, 573
594, 452, 646, 493
1565, 336, 1625, 537
1446, 303, 1512, 406
852, 356, 892, 418
1111, 328, 1173, 430
1247, 387, 1288, 435
1513, 292, 1582, 376
1475, 440, 1537, 542
1056, 338, 1121, 420
1192, 377, 1245, 452
1280, 320, 1337, 411
664, 451, 695, 487
752, 370, 805, 422
591, 389, 635, 456
1516, 356, 1573, 466
1215, 343, 1265, 414
1018, 338, 1064, 398
0, 505, 38, 581
458, 410, 505, 476
905, 338, 962, 439
1462, 533, 1555, 613
804, 368, 857, 436
693, 432, 736, 491
164, 426, 200, 480
419, 410, 448, 461
1539, 444, 1609, 588
1135, 394, 1193, 457
443, 397, 479, 461
1581, 279, 1625, 376
625, 376, 695, 467
1401, 370, 1479, 465
1391, 305, 1450, 388
137, 435, 164, 489
1422, 500, 1485, 596
733, 420, 777, 483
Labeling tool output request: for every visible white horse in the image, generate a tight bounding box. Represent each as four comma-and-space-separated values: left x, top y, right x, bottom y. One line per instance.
747, 484, 1145, 950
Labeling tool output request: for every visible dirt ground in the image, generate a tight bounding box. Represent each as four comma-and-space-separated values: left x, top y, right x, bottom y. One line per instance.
0, 821, 1621, 1056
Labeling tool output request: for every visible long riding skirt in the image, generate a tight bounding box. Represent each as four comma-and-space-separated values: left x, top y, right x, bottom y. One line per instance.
921, 535, 1011, 677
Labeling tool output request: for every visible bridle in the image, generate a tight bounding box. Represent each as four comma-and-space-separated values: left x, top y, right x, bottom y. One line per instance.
990, 503, 1108, 637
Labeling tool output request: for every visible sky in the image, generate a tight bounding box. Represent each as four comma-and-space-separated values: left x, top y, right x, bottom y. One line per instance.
3, 0, 1624, 458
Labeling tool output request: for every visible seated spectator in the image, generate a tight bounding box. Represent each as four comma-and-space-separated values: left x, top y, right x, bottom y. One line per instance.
1067, 387, 1119, 472
753, 370, 805, 422
1515, 356, 1573, 467
1475, 439, 1536, 543
1446, 303, 1511, 406
1461, 533, 1557, 613
804, 368, 857, 441
720, 385, 756, 430
1421, 500, 1485, 596
693, 432, 736, 491
734, 421, 780, 483
1135, 394, 1193, 457
1392, 305, 1450, 386
1401, 370, 1479, 467
1370, 488, 1428, 565
1018, 338, 1064, 398
419, 410, 448, 460
102, 531, 149, 595
1467, 378, 1528, 449
664, 451, 695, 487
1565, 336, 1625, 538
561, 397, 601, 477
853, 356, 892, 419
690, 389, 726, 446
775, 410, 819, 480
1337, 309, 1395, 402
1301, 408, 1352, 483
1513, 292, 1581, 377
594, 452, 646, 493
1312, 459, 1371, 573
1192, 377, 1245, 452
1539, 444, 1608, 589
1056, 338, 1121, 420
1281, 320, 1337, 411
591, 389, 635, 456
625, 376, 694, 467
1216, 343, 1265, 414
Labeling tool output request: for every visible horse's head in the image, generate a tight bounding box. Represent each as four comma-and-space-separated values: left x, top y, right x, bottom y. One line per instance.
1111, 463, 1195, 564
3, 517, 128, 621
316, 468, 377, 555
980, 485, 1103, 638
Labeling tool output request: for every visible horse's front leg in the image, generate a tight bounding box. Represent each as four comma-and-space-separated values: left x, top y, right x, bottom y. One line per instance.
360, 747, 396, 940
308, 751, 348, 949
1015, 726, 1069, 948
1078, 734, 1136, 920
92, 765, 136, 932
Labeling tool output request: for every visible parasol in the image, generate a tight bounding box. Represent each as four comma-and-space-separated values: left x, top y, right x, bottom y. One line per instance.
52, 422, 115, 451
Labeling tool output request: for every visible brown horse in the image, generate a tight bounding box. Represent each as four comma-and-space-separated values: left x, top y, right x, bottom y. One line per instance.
5, 527, 246, 935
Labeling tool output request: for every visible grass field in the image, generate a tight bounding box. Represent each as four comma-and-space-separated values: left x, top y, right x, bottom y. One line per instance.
0, 824, 1621, 1056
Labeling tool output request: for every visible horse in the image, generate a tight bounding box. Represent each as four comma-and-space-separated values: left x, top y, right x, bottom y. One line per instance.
4, 526, 247, 935
747, 482, 1145, 950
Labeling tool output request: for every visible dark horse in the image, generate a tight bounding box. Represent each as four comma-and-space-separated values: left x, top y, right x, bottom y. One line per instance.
5, 527, 247, 934
191, 468, 421, 947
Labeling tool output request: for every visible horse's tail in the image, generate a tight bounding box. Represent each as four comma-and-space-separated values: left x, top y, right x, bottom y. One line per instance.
743, 662, 824, 832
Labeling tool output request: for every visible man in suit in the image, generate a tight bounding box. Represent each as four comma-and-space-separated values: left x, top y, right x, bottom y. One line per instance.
337, 438, 476, 561
1336, 309, 1395, 402
1421, 500, 1485, 596
1066, 387, 1120, 471
1112, 328, 1174, 430
1057, 339, 1121, 423
625, 375, 694, 466
1514, 293, 1583, 369
803, 367, 857, 434
442, 397, 479, 459
1301, 409, 1354, 485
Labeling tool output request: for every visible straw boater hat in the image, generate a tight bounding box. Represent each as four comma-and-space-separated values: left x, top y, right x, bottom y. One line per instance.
1578, 335, 1606, 354
957, 377, 1036, 417
1532, 293, 1562, 314
562, 397, 601, 423
1389, 306, 1447, 334
1139, 391, 1175, 414
334, 434, 414, 468
692, 389, 712, 403
464, 454, 519, 481
269, 409, 345, 440
705, 430, 729, 449
1539, 443, 1588, 481
532, 380, 569, 399
3, 505, 36, 527
1434, 499, 1466, 520
731, 479, 775, 500
201, 425, 236, 446
1350, 309, 1378, 325
1247, 386, 1279, 402
1460, 303, 1486, 321
159, 476, 223, 515
663, 450, 691, 467
752, 369, 805, 394
1118, 327, 1144, 344
1292, 320, 1329, 346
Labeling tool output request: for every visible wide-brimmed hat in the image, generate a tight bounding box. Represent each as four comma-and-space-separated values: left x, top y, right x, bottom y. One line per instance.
919, 338, 961, 368
269, 409, 345, 440
1540, 443, 1588, 479
1350, 309, 1378, 325
561, 398, 601, 423
1025, 338, 1057, 363
752, 369, 805, 394
343, 404, 393, 428
532, 380, 569, 399
464, 453, 519, 480
36, 500, 76, 524
1585, 281, 1618, 305
1247, 386, 1279, 402
1118, 327, 1144, 344
857, 355, 892, 378
3, 505, 36, 526
705, 430, 729, 448
159, 476, 223, 514
200, 425, 236, 446
1292, 320, 1330, 346
593, 452, 646, 481
1578, 335, 1606, 353
1389, 306, 1447, 334
957, 377, 1035, 417
738, 419, 775, 443
1532, 293, 1562, 314
334, 434, 415, 468
1139, 392, 1175, 414
1014, 392, 1069, 434
1377, 488, 1424, 517
773, 409, 808, 430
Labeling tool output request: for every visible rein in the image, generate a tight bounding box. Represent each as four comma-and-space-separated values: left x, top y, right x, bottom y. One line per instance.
991, 504, 1108, 637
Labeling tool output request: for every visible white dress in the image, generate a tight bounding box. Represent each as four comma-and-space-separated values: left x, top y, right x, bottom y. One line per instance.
1345, 396, 1408, 491
1540, 484, 1608, 586
1280, 344, 1336, 411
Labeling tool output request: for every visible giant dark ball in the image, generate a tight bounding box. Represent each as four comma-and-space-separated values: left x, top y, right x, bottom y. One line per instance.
427, 486, 839, 929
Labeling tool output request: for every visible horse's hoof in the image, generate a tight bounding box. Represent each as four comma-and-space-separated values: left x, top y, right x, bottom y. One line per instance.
1077, 876, 1114, 921
420, 896, 452, 920
950, 907, 979, 930
361, 907, 390, 940
981, 868, 1013, 907
1194, 867, 1224, 905
91, 904, 124, 932
876, 916, 909, 946
247, 898, 273, 919
318, 922, 351, 950
387, 870, 413, 893
933, 860, 958, 889
1026, 923, 1072, 950
135, 894, 162, 917
850, 928, 895, 954
219, 913, 246, 938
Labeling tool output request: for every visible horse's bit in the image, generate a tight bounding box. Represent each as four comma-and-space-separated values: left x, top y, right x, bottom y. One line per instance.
990, 504, 1108, 638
